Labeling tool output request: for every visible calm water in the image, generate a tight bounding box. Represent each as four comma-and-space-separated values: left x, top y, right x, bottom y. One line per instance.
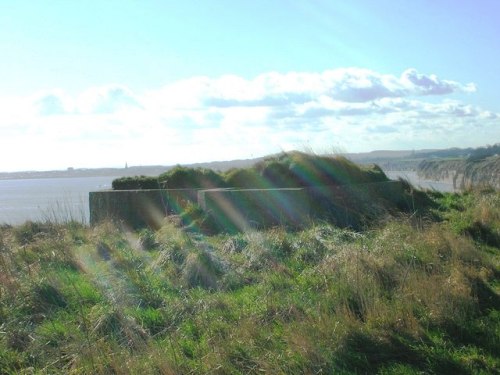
0, 176, 117, 225
384, 170, 456, 192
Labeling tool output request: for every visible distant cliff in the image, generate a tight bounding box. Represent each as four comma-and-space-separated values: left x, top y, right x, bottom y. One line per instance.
418, 156, 500, 190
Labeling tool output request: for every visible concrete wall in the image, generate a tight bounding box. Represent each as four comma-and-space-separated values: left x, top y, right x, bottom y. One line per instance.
89, 181, 407, 231
209, 182, 408, 231
89, 189, 198, 229
198, 188, 310, 231
305, 181, 407, 227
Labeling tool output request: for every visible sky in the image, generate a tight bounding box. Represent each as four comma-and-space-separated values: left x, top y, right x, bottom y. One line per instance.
0, 0, 499, 172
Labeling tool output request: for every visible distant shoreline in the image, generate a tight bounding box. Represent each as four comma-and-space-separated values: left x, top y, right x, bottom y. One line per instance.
0, 156, 264, 181
0, 166, 168, 180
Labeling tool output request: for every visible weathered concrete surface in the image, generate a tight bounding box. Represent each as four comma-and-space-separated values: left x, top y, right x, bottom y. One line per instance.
89, 181, 408, 231
89, 189, 198, 229
306, 181, 408, 227
198, 188, 310, 231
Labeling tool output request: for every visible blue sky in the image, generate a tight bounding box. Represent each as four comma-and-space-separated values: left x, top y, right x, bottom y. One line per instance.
1, 0, 499, 171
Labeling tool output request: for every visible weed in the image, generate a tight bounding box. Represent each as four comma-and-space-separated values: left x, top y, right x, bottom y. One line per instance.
137, 228, 158, 251
182, 251, 221, 289
13, 221, 57, 245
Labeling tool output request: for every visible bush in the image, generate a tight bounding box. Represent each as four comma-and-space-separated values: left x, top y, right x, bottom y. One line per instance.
112, 176, 160, 190
159, 166, 226, 189
224, 167, 264, 188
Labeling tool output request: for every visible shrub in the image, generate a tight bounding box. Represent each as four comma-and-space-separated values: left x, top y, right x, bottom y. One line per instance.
261, 160, 300, 187
159, 166, 226, 189
224, 167, 264, 188
112, 176, 160, 190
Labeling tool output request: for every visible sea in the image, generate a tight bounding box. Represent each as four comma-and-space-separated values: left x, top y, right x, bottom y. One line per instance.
0, 171, 456, 226
384, 171, 457, 193
0, 176, 117, 225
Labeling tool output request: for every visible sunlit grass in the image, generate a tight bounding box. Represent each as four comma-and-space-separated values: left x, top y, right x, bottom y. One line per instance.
0, 190, 498, 373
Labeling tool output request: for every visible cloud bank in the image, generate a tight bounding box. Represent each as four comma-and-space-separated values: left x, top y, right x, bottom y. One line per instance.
0, 68, 496, 171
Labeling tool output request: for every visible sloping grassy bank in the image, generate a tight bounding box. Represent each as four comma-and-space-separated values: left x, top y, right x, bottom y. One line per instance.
112, 151, 389, 190
0, 190, 498, 374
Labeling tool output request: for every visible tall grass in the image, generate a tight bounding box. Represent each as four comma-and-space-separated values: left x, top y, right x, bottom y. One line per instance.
0, 190, 498, 373
41, 195, 88, 225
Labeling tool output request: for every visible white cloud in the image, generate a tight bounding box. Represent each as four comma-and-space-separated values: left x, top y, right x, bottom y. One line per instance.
77, 85, 142, 114
0, 68, 497, 171
34, 92, 70, 116
153, 68, 475, 108
401, 69, 476, 96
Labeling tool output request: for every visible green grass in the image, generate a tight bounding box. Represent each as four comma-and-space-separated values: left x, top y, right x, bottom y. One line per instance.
0, 190, 498, 374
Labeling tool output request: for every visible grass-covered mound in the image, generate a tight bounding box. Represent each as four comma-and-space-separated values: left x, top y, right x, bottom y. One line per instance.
227, 151, 388, 188
206, 153, 431, 232
112, 151, 389, 190
0, 189, 498, 374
